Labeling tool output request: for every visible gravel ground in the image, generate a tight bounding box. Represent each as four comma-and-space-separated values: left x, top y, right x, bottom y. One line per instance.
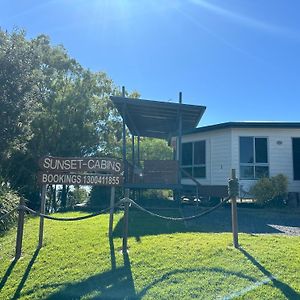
181, 206, 300, 236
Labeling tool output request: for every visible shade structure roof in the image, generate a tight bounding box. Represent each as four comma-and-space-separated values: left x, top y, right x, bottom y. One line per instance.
110, 96, 206, 139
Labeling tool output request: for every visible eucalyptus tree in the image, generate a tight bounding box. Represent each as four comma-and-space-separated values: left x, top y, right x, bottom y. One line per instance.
0, 30, 41, 167
0, 29, 123, 208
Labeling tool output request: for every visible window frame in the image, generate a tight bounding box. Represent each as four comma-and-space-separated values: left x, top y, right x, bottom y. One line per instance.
292, 137, 300, 181
181, 140, 206, 179
239, 136, 269, 180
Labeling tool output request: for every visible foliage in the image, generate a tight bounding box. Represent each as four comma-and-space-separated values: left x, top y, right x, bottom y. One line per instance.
0, 29, 131, 209
0, 212, 299, 299
89, 137, 173, 207
139, 189, 170, 201
69, 187, 89, 205
0, 186, 20, 233
88, 186, 118, 208
0, 30, 41, 162
0, 28, 173, 213
250, 174, 288, 207
138, 138, 173, 161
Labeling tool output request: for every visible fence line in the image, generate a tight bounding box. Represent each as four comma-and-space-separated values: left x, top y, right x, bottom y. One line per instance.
1, 196, 230, 224
119, 197, 231, 221
0, 207, 18, 222
23, 201, 123, 221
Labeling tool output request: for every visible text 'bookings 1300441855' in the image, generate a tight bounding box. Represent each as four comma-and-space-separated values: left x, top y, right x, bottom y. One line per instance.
38, 156, 124, 186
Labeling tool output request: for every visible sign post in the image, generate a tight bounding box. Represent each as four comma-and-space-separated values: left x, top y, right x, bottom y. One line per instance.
122, 189, 130, 253
109, 186, 115, 237
37, 156, 124, 249
38, 185, 46, 249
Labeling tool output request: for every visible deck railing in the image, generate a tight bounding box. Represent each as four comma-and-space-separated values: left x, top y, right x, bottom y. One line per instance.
126, 160, 179, 185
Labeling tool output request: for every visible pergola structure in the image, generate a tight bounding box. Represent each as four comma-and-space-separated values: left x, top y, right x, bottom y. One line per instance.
110, 88, 206, 192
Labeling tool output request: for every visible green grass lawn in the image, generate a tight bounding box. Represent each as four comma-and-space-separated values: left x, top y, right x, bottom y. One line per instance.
0, 208, 300, 299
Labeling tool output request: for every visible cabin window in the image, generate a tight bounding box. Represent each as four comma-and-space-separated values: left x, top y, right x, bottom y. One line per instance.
292, 138, 300, 180
239, 137, 269, 179
181, 141, 206, 178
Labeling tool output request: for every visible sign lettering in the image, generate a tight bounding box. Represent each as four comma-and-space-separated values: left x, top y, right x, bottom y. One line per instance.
38, 172, 123, 186
39, 156, 123, 173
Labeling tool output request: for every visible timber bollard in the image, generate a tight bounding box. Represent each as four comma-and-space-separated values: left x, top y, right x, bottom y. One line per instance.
15, 198, 25, 260
229, 169, 239, 248
122, 189, 130, 253
38, 184, 46, 249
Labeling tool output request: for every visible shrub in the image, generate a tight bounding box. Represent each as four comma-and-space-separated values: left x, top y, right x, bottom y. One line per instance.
140, 189, 169, 201
250, 174, 288, 207
0, 186, 20, 233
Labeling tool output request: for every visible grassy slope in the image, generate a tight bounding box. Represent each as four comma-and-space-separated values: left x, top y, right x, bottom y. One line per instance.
0, 210, 299, 299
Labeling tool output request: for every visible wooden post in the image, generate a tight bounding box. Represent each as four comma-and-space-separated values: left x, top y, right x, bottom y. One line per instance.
38, 185, 46, 249
122, 189, 130, 253
177, 92, 183, 201
15, 198, 25, 260
132, 134, 135, 165
231, 169, 239, 248
109, 186, 115, 237
137, 135, 140, 166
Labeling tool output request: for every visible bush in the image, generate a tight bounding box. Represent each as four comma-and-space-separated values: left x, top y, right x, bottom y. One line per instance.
250, 174, 288, 207
0, 186, 20, 233
140, 189, 170, 201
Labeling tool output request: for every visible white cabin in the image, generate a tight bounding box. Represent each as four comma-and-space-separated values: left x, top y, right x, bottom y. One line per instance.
179, 122, 300, 194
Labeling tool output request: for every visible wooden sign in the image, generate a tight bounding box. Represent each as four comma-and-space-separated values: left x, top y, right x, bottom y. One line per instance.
38, 156, 124, 186
38, 172, 123, 186
39, 156, 123, 173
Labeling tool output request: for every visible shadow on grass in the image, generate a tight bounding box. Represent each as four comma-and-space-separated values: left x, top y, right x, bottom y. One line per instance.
12, 248, 40, 299
135, 266, 259, 298
15, 238, 296, 299
30, 239, 259, 300
31, 237, 135, 299
113, 209, 187, 240
113, 206, 300, 239
239, 247, 300, 299
42, 259, 261, 299
0, 258, 17, 292
109, 235, 116, 271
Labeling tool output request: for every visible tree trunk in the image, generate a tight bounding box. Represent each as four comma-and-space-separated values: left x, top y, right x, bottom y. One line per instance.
61, 184, 67, 208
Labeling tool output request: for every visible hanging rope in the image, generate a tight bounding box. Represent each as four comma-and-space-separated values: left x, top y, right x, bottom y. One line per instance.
8, 195, 232, 223
23, 201, 122, 221
0, 207, 18, 222
119, 196, 231, 221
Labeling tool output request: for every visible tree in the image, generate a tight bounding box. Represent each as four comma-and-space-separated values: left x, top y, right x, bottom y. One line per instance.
139, 138, 173, 161
0, 30, 41, 164
0, 29, 121, 208
0, 29, 143, 209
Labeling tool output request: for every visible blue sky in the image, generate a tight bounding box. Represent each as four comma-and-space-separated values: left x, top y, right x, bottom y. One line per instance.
1, 0, 300, 126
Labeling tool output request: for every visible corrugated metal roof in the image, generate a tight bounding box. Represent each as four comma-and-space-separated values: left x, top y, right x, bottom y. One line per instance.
110, 96, 206, 139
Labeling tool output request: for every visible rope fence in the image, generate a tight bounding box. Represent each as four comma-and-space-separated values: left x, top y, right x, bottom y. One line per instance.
9, 169, 240, 259
119, 196, 231, 221
2, 196, 230, 223
0, 207, 18, 222
22, 202, 122, 222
